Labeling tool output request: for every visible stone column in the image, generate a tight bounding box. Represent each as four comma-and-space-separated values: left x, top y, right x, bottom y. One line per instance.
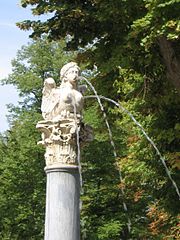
44, 165, 80, 240
37, 118, 81, 240
36, 62, 93, 240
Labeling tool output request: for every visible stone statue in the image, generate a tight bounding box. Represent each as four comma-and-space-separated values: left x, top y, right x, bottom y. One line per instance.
36, 62, 93, 167
41, 62, 84, 121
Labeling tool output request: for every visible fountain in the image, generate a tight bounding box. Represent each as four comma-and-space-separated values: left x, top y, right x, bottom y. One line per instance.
36, 62, 179, 240
36, 62, 93, 240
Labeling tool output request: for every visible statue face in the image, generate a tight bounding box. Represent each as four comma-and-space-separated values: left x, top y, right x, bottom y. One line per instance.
65, 66, 79, 84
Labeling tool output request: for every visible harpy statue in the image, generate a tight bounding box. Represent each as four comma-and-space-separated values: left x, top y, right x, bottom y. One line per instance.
41, 62, 84, 121
36, 62, 93, 166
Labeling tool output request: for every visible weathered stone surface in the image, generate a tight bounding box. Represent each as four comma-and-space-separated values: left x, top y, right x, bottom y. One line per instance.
41, 62, 83, 122
37, 62, 93, 167
37, 118, 80, 166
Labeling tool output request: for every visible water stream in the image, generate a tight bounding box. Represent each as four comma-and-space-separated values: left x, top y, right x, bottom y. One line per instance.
79, 75, 180, 240
80, 76, 132, 233
84, 94, 180, 201
72, 97, 83, 190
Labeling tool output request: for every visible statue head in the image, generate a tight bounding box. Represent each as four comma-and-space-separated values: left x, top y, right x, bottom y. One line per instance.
60, 62, 80, 87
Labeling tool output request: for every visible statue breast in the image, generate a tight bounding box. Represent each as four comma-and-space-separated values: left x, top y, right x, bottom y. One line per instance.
51, 86, 84, 120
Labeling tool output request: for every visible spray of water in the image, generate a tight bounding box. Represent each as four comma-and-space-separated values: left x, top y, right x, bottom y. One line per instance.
85, 94, 180, 201
80, 76, 132, 233
72, 97, 83, 191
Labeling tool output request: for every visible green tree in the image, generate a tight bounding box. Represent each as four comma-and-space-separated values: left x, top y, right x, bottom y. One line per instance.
2, 0, 180, 238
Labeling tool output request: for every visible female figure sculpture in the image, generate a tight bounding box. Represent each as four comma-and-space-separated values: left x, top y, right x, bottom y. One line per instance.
41, 62, 84, 122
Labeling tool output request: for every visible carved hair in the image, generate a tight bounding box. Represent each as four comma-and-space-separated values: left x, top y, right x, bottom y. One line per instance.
60, 62, 80, 82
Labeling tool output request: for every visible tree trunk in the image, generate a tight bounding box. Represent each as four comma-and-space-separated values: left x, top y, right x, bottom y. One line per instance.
158, 36, 180, 93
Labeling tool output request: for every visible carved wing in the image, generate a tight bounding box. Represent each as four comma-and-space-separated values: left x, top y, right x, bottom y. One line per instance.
41, 78, 58, 120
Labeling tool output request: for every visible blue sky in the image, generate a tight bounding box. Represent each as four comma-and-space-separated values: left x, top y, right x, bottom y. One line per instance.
0, 1, 31, 77
0, 0, 43, 132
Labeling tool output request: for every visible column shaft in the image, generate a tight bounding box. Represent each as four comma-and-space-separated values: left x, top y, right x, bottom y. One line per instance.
44, 166, 80, 240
